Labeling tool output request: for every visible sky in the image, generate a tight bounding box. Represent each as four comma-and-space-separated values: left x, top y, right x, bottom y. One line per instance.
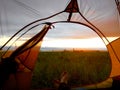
40, 23, 107, 51
0, 23, 107, 51
41, 38, 107, 51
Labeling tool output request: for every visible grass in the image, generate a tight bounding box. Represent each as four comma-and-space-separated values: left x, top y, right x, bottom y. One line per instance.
31, 50, 111, 89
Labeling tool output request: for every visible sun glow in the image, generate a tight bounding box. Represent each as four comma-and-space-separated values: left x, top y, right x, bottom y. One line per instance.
41, 37, 107, 50
0, 36, 25, 48
0, 36, 118, 51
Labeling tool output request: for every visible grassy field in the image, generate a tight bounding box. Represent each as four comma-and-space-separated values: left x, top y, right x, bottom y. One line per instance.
31, 50, 111, 89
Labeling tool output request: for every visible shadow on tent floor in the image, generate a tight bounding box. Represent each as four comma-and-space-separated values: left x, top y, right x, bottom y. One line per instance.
88, 88, 112, 90
72, 87, 112, 90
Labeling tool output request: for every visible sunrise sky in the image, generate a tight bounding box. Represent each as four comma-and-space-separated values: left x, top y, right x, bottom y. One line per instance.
40, 38, 107, 51
0, 22, 118, 51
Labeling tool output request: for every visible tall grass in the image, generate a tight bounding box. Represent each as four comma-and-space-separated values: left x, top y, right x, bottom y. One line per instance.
31, 50, 111, 89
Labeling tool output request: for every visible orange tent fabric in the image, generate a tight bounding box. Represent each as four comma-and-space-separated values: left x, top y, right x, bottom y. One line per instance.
2, 24, 51, 89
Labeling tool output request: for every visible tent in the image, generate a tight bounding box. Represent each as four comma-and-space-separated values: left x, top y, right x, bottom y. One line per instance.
0, 0, 120, 89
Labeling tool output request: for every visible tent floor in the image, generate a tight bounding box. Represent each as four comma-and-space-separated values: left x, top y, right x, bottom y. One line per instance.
32, 87, 112, 90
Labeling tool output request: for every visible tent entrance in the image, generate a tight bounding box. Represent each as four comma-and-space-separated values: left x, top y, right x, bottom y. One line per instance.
32, 22, 111, 89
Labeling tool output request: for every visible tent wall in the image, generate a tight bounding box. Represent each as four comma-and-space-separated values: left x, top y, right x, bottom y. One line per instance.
0, 0, 120, 89
107, 38, 120, 77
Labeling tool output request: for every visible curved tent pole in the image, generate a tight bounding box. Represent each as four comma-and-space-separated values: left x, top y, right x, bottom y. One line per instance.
64, 0, 111, 46
0, 11, 64, 50
52, 21, 109, 49
54, 20, 120, 63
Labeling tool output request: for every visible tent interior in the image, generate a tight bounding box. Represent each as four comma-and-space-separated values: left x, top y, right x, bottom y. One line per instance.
0, 0, 120, 89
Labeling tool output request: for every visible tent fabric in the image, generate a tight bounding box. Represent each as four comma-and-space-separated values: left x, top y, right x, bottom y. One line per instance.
0, 0, 120, 89
107, 38, 120, 77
